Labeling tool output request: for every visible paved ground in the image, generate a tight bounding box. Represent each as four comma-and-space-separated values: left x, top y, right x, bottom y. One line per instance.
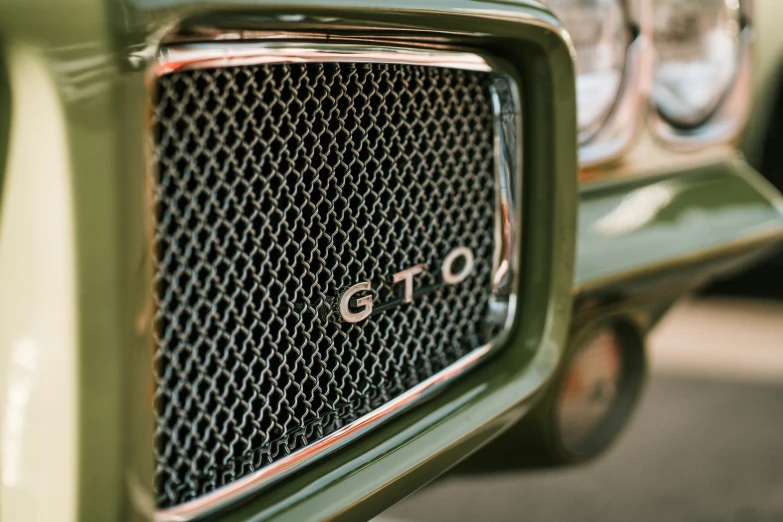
380, 298, 783, 522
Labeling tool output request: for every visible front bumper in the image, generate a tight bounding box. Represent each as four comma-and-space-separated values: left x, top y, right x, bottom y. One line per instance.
577, 158, 783, 297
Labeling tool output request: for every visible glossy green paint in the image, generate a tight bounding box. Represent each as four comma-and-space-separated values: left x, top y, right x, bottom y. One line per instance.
0, 0, 147, 521
0, 48, 9, 212
0, 1, 578, 521
577, 157, 783, 293
742, 0, 783, 166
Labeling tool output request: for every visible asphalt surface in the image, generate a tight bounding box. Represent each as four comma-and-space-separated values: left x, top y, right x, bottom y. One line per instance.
379, 298, 783, 522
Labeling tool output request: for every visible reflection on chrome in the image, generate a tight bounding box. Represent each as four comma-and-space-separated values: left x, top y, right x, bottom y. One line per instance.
652, 0, 742, 128
594, 180, 682, 236
543, 0, 629, 139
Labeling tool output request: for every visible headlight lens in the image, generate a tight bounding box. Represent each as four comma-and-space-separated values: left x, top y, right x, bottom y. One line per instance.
652, 0, 742, 127
547, 0, 629, 139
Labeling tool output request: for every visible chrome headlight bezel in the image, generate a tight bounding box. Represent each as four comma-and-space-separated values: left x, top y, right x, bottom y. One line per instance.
546, 0, 631, 142
648, 0, 752, 149
577, 0, 652, 167
568, 0, 753, 169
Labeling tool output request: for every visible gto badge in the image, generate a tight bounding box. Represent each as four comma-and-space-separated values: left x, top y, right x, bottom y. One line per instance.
339, 246, 475, 323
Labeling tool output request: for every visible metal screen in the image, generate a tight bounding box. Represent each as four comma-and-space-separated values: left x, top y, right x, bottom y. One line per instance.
153, 60, 497, 507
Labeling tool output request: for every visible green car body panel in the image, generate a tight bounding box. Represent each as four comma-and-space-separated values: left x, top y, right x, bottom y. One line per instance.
0, 0, 781, 521
743, 0, 783, 167
577, 159, 783, 294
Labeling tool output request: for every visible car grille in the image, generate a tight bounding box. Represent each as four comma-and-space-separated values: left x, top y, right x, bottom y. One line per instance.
153, 59, 498, 508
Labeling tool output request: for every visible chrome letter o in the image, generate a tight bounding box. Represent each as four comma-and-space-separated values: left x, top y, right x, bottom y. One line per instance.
441, 246, 475, 285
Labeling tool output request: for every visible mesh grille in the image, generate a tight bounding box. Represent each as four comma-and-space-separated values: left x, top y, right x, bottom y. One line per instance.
153, 61, 497, 508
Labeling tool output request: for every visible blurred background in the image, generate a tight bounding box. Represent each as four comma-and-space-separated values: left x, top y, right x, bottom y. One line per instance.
376, 288, 783, 521
366, 0, 783, 517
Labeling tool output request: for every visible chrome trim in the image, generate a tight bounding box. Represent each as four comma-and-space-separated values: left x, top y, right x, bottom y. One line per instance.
648, 0, 753, 150
153, 42, 521, 521
156, 43, 492, 75
579, 0, 652, 167
488, 74, 519, 304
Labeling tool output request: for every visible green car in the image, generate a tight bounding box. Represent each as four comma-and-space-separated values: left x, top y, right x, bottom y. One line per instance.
1, 0, 782, 521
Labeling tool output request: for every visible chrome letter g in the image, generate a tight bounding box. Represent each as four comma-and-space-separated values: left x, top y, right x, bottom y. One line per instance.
340, 282, 373, 323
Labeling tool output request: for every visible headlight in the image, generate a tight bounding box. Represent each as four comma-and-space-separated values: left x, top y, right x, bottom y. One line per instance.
652, 0, 742, 128
546, 0, 630, 140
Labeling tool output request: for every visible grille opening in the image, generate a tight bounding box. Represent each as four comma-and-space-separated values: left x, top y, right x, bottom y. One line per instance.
153, 60, 498, 508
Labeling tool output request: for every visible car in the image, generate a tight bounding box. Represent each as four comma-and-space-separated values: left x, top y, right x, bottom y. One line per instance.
0, 0, 782, 521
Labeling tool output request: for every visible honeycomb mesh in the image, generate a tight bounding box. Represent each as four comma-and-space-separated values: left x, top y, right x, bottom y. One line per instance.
153, 61, 497, 508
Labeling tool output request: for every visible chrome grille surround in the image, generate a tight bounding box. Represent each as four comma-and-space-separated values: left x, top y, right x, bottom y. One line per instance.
152, 43, 520, 519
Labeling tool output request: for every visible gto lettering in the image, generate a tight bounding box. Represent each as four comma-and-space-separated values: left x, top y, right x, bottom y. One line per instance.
339, 246, 475, 323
